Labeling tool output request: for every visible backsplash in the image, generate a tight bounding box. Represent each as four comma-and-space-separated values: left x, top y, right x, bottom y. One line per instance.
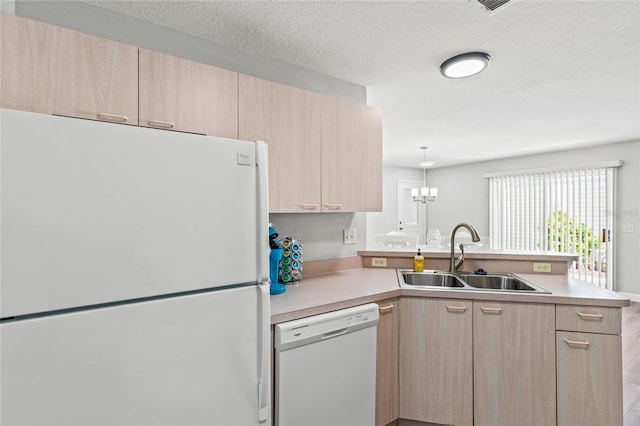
269, 213, 366, 261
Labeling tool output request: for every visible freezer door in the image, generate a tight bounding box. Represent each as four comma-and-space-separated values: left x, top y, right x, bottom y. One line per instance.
1, 109, 261, 317
1, 286, 266, 426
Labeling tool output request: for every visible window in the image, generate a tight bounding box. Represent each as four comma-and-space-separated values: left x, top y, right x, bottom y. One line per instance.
487, 162, 620, 289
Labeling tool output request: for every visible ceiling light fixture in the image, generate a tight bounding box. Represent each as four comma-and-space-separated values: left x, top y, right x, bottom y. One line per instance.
411, 146, 437, 204
440, 52, 491, 79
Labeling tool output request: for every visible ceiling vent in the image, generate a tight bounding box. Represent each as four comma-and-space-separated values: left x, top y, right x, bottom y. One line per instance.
476, 0, 512, 13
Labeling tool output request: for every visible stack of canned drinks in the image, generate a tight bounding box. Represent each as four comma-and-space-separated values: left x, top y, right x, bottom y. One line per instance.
278, 237, 303, 284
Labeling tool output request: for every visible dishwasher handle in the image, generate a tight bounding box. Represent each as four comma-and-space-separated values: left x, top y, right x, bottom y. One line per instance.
321, 328, 348, 340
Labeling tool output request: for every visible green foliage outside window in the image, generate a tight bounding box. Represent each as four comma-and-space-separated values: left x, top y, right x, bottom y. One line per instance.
545, 210, 601, 266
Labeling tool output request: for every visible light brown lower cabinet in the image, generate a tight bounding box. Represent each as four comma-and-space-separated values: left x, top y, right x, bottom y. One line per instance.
375, 299, 399, 426
399, 298, 473, 426
556, 304, 623, 426
473, 301, 556, 426
271, 299, 623, 426
557, 331, 622, 426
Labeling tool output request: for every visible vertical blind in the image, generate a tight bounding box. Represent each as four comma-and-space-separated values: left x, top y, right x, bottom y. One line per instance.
488, 163, 619, 288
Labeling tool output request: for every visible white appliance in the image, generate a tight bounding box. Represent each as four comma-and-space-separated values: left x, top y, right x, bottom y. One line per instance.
0, 109, 271, 425
274, 303, 379, 426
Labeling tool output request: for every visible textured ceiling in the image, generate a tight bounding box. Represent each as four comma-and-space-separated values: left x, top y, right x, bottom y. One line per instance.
85, 0, 640, 168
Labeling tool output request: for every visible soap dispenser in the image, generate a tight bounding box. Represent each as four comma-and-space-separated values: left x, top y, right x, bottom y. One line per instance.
413, 248, 424, 272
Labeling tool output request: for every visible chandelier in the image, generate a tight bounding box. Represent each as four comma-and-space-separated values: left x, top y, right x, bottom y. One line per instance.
411, 146, 438, 203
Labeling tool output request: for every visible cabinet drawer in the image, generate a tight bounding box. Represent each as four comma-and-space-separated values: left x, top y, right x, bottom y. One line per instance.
556, 305, 621, 334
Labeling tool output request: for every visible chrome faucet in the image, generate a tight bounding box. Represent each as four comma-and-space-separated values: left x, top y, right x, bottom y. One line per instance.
449, 223, 481, 272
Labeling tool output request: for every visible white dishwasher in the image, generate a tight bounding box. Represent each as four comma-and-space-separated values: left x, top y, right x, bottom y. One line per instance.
274, 303, 379, 426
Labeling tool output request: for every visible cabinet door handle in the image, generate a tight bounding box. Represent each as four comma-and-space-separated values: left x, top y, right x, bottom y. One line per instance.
446, 305, 467, 313
148, 120, 175, 129
480, 306, 503, 314
576, 311, 604, 320
300, 204, 319, 210
324, 203, 343, 210
563, 338, 590, 347
97, 113, 128, 123
379, 304, 394, 314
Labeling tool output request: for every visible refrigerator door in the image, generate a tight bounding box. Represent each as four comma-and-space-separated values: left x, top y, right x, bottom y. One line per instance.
1, 109, 260, 317
1, 286, 263, 426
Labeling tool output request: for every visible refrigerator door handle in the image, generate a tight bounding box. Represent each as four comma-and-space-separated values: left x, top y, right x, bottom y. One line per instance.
256, 140, 270, 422
257, 281, 270, 422
256, 141, 269, 284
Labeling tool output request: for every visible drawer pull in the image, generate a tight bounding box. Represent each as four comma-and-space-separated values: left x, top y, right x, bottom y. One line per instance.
564, 338, 590, 347
97, 113, 128, 123
480, 306, 503, 314
379, 304, 394, 314
446, 305, 467, 313
576, 311, 604, 320
148, 120, 175, 129
300, 204, 319, 210
324, 203, 343, 210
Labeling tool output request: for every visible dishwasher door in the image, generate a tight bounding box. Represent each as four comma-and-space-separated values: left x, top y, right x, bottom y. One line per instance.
274, 303, 379, 426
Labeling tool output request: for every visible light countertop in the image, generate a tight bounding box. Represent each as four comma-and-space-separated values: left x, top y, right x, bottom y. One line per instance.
270, 268, 630, 324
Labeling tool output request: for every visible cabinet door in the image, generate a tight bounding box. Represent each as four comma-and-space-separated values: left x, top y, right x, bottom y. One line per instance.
139, 49, 238, 138
321, 96, 382, 212
239, 75, 322, 212
375, 299, 399, 426
1, 13, 138, 124
399, 298, 473, 426
557, 331, 622, 426
474, 301, 556, 426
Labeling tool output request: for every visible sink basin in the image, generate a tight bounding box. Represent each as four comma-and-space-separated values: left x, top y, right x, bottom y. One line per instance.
397, 270, 550, 294
457, 273, 550, 293
401, 271, 465, 288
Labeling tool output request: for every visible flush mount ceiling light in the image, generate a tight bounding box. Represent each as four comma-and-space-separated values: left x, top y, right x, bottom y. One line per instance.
440, 52, 491, 79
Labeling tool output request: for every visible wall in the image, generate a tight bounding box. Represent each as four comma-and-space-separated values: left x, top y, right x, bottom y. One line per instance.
423, 140, 640, 297
270, 213, 365, 262
366, 165, 425, 248
1, 0, 15, 14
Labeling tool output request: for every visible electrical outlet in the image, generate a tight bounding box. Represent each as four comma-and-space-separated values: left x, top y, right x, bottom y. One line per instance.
343, 228, 356, 245
372, 257, 387, 267
533, 262, 551, 273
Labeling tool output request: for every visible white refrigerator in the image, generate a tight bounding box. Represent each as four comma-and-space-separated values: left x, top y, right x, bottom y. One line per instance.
0, 109, 271, 425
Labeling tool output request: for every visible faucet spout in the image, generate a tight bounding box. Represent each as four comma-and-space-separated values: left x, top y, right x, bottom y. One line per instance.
449, 223, 481, 273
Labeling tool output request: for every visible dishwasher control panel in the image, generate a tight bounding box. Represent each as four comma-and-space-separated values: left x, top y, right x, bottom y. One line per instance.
274, 303, 379, 351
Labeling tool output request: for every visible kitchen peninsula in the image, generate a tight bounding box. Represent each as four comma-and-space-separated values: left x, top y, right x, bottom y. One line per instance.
271, 264, 629, 426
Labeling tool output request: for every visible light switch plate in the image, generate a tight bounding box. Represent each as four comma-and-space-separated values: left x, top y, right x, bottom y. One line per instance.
343, 228, 356, 245
622, 224, 635, 233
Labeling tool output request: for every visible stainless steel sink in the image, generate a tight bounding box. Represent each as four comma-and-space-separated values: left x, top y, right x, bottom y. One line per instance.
397, 270, 550, 293
401, 271, 465, 288
458, 273, 550, 293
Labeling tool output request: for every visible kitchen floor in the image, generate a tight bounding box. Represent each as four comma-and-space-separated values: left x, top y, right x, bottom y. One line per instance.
623, 301, 640, 426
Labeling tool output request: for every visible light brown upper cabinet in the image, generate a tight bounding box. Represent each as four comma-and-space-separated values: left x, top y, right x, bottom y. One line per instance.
322, 96, 382, 212
239, 75, 322, 212
239, 75, 382, 213
1, 13, 138, 124
138, 49, 238, 138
